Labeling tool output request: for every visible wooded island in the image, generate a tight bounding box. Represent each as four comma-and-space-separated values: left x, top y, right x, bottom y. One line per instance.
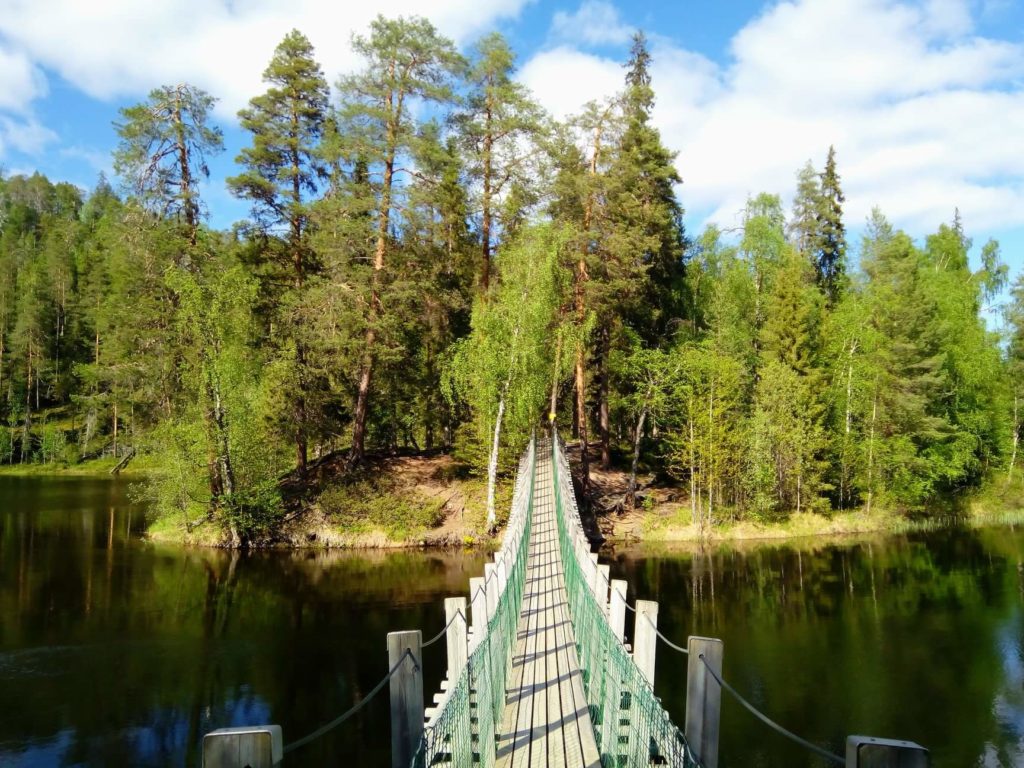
1, 17, 1020, 547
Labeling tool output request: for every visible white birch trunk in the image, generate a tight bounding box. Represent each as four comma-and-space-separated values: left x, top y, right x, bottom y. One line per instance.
485, 394, 507, 530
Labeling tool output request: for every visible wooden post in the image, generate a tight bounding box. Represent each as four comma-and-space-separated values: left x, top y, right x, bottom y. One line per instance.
598, 564, 611, 614
634, 600, 658, 687
685, 636, 723, 768
846, 736, 929, 767
484, 563, 498, 621
588, 552, 601, 597
202, 726, 282, 768
496, 556, 508, 598
445, 597, 468, 681
388, 630, 423, 768
610, 579, 628, 643
469, 576, 487, 653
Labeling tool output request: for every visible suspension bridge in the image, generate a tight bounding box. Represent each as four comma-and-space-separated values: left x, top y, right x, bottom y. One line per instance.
202, 434, 930, 768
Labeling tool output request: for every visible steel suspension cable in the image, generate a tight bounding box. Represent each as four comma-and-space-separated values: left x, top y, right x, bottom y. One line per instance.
283, 648, 418, 755
421, 608, 467, 648
697, 653, 844, 765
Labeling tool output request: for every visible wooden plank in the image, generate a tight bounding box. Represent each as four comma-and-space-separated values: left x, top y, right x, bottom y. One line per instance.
528, 500, 551, 768
495, 440, 602, 768
544, 505, 567, 768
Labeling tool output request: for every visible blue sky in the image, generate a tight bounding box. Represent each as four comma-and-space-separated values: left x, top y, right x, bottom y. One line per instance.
1, 0, 1023, 286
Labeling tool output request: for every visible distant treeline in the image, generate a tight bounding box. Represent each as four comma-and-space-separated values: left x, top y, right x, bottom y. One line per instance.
0, 17, 1020, 544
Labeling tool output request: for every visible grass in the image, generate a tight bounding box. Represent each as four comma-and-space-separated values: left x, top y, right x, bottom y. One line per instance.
0, 452, 155, 478
629, 477, 1024, 546
317, 475, 448, 540
146, 512, 224, 547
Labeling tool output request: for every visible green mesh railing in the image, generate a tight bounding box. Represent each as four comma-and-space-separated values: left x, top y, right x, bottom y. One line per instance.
551, 435, 700, 768
414, 437, 536, 767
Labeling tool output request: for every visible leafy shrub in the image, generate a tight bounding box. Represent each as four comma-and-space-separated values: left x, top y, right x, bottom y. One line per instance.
40, 425, 67, 465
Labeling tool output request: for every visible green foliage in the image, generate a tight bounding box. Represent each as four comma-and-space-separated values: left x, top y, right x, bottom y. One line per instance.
0, 16, 1016, 544
39, 423, 67, 465
114, 83, 223, 238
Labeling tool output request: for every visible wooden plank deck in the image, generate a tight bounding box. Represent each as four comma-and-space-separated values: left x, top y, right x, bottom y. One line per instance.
495, 442, 601, 768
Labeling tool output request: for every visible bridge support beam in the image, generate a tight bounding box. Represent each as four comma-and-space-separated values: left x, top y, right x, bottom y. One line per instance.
634, 600, 659, 686
388, 630, 424, 768
685, 636, 723, 768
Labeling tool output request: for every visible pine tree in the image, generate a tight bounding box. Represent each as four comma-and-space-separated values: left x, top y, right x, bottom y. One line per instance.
228, 30, 329, 475
457, 32, 545, 292
113, 84, 223, 247
335, 15, 463, 467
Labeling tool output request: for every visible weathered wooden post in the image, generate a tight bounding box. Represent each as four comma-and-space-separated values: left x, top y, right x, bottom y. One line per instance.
469, 576, 487, 653
588, 552, 601, 597
598, 564, 611, 614
388, 630, 424, 768
444, 597, 472, 767
685, 636, 724, 768
445, 597, 468, 680
634, 600, 658, 686
609, 579, 628, 643
496, 555, 508, 598
484, 563, 499, 621
846, 736, 929, 767
202, 725, 282, 767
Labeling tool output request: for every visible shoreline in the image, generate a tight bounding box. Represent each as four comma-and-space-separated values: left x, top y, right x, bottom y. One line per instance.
7, 459, 1023, 553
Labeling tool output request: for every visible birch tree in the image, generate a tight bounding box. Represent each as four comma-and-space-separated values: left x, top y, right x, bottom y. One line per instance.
446, 224, 569, 528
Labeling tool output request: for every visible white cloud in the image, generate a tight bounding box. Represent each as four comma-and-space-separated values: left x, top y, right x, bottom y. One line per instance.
0, 0, 532, 117
0, 116, 57, 156
551, 0, 633, 46
519, 0, 1024, 236
518, 46, 624, 119
0, 43, 46, 112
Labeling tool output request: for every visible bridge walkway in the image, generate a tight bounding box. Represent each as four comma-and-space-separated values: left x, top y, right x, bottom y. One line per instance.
494, 440, 601, 768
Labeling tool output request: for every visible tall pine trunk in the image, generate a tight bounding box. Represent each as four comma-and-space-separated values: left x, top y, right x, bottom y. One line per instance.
351, 81, 403, 468
1009, 394, 1019, 481
598, 327, 611, 469
480, 92, 493, 292
626, 382, 652, 508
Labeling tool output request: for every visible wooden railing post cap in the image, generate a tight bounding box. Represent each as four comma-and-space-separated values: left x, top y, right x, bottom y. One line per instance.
845, 736, 929, 767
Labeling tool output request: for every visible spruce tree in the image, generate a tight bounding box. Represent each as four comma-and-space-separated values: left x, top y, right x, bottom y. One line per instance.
613, 32, 686, 340
228, 30, 328, 475
789, 160, 820, 256
815, 145, 846, 303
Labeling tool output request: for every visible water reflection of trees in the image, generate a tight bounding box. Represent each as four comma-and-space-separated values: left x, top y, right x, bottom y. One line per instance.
610, 529, 1024, 768
0, 485, 488, 766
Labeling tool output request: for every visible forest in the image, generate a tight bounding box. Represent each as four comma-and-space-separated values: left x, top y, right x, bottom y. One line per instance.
1, 16, 1021, 545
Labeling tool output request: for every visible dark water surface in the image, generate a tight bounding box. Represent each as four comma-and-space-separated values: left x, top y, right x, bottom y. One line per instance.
610, 531, 1024, 767
1, 476, 1022, 767
0, 476, 487, 767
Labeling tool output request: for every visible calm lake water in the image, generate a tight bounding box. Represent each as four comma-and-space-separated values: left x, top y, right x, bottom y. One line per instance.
0, 475, 1022, 767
